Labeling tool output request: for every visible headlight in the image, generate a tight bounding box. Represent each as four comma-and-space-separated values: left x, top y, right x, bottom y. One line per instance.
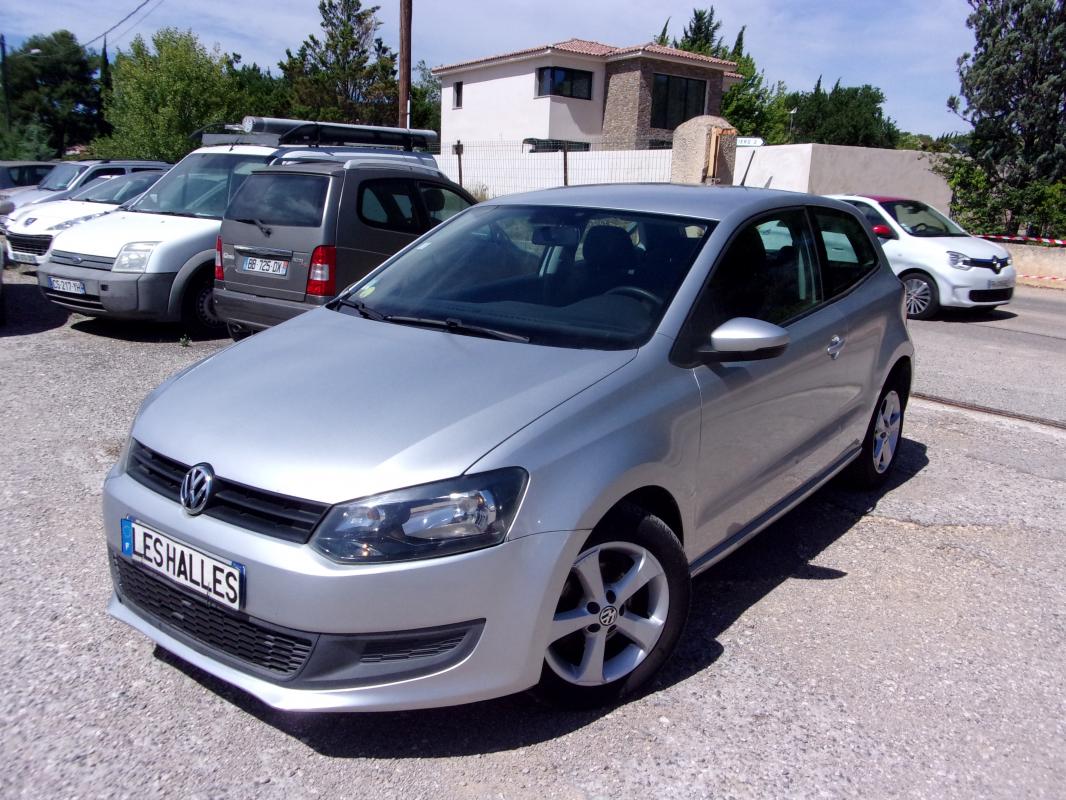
311, 468, 528, 564
113, 241, 159, 273
946, 251, 972, 270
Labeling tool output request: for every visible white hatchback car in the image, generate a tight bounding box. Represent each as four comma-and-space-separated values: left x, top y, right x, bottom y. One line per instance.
829, 195, 1015, 319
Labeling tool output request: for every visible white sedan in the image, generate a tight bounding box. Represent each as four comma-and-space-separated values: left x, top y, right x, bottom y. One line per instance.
829, 194, 1015, 319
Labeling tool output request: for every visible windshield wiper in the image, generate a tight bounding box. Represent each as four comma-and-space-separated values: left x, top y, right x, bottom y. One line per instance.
384, 315, 530, 343
332, 297, 387, 321
234, 217, 272, 237
146, 209, 199, 218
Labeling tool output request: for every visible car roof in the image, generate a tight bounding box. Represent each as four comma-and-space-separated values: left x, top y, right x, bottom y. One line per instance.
488, 184, 853, 221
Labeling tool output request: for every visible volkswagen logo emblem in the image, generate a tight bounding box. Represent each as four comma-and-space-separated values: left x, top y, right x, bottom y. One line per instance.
598, 606, 618, 626
179, 463, 215, 515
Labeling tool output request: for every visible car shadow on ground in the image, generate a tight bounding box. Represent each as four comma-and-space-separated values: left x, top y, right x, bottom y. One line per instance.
933, 307, 1018, 323
0, 279, 69, 337
156, 437, 929, 758
70, 317, 226, 343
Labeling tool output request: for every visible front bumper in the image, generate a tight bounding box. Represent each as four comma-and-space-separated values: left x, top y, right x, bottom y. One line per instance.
937, 265, 1016, 308
103, 470, 581, 712
213, 284, 321, 332
38, 262, 176, 319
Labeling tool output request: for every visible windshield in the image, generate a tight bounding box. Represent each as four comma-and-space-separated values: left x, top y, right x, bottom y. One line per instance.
38, 163, 86, 191
881, 200, 967, 237
226, 172, 329, 227
73, 171, 164, 204
336, 204, 713, 350
132, 153, 269, 218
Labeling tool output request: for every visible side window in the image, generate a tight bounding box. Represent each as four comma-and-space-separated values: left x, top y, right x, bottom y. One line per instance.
703, 210, 822, 328
418, 183, 472, 228
85, 167, 125, 182
812, 209, 879, 298
358, 179, 420, 233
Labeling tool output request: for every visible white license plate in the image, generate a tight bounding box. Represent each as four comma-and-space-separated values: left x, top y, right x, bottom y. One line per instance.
243, 256, 288, 276
988, 277, 1013, 289
121, 518, 244, 610
49, 276, 86, 294
12, 251, 37, 264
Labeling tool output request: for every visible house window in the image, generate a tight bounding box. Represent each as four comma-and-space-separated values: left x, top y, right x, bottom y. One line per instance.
536, 67, 593, 100
453, 81, 463, 109
650, 74, 707, 130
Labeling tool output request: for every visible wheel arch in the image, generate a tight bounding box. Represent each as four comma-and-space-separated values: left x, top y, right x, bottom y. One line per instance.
166, 251, 216, 318
593, 485, 684, 547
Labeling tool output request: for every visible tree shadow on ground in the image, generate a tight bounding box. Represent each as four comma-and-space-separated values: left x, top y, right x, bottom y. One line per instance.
156, 437, 929, 758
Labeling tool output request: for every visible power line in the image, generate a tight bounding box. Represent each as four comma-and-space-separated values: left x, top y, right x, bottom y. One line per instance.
84, 0, 156, 47
110, 0, 167, 46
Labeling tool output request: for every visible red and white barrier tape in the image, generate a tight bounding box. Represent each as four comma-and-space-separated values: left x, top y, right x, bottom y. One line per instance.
979, 234, 1066, 247
1019, 274, 1066, 281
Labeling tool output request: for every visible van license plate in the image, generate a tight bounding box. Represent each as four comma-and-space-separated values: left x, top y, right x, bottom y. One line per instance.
120, 518, 244, 610
49, 277, 85, 294
243, 256, 288, 276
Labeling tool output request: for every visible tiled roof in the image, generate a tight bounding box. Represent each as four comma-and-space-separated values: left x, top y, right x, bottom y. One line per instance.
434, 38, 737, 73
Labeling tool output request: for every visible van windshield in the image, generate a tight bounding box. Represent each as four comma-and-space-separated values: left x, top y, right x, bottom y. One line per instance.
335, 204, 712, 350
131, 153, 270, 219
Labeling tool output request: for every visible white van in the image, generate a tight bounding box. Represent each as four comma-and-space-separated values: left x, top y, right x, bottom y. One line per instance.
37, 118, 439, 334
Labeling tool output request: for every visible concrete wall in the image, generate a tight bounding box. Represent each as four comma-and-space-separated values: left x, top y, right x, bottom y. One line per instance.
440, 56, 605, 143
732, 144, 951, 209
1003, 243, 1066, 279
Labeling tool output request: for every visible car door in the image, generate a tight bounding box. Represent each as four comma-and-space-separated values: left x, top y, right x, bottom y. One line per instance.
336, 176, 422, 290
689, 209, 854, 554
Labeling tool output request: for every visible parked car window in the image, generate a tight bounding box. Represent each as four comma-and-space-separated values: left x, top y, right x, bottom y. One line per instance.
812, 208, 880, 297
84, 167, 126, 182
38, 163, 86, 190
73, 171, 163, 205
844, 200, 891, 229
358, 179, 420, 232
132, 153, 270, 219
701, 211, 822, 328
879, 200, 967, 237
227, 173, 330, 227
419, 183, 472, 227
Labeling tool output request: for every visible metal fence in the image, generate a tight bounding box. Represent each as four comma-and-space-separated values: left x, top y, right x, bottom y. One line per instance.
424, 138, 674, 199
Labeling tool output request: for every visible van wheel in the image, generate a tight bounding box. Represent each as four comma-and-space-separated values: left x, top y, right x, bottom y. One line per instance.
901, 272, 939, 319
181, 272, 224, 337
533, 502, 689, 709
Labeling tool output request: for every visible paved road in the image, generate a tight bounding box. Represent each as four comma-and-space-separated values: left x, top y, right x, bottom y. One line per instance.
908, 286, 1066, 424
1, 270, 1063, 799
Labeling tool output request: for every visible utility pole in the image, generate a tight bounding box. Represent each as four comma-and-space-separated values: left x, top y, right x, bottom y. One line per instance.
1, 35, 10, 130
398, 0, 412, 129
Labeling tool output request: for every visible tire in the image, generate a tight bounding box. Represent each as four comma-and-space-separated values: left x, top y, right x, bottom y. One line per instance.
181, 272, 225, 338
533, 502, 690, 709
846, 379, 906, 489
227, 322, 252, 341
901, 272, 939, 320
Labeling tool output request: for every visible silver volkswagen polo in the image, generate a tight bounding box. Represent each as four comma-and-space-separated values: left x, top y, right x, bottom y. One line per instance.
104, 185, 913, 712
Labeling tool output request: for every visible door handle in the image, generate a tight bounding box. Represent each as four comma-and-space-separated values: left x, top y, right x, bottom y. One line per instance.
827, 335, 846, 359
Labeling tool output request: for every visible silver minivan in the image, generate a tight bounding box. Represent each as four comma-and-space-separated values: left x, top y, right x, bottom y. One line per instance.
104, 185, 913, 712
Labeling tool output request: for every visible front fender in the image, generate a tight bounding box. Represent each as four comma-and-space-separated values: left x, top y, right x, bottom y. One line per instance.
166, 248, 215, 318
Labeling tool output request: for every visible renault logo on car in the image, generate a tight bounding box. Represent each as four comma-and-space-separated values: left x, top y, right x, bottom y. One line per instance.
179, 464, 215, 515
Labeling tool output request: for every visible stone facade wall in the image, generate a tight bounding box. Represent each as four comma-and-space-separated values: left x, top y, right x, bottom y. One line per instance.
602, 57, 726, 149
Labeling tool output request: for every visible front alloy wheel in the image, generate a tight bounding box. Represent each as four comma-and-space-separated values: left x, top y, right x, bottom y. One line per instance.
535, 503, 689, 707
872, 390, 902, 475
903, 274, 938, 319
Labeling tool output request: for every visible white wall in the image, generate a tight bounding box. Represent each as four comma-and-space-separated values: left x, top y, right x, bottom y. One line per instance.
733, 144, 813, 191
439, 55, 605, 144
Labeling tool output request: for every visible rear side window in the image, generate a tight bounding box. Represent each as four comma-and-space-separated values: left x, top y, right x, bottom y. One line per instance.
359, 179, 420, 232
419, 183, 472, 227
227, 173, 329, 227
812, 209, 879, 298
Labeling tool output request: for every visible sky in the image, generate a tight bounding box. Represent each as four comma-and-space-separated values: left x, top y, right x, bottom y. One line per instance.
7, 0, 976, 136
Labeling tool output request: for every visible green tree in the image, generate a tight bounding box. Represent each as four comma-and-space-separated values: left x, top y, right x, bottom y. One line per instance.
718, 25, 790, 139
410, 59, 440, 132
5, 30, 99, 156
788, 78, 900, 148
653, 19, 671, 46
947, 0, 1066, 233
93, 28, 250, 162
677, 8, 729, 56
0, 120, 53, 159
279, 0, 398, 125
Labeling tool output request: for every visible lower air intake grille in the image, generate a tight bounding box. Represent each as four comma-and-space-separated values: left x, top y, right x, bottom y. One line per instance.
113, 556, 314, 677
969, 288, 1013, 303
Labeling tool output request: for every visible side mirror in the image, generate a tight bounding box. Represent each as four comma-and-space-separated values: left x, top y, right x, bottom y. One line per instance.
871, 223, 896, 239
695, 317, 790, 363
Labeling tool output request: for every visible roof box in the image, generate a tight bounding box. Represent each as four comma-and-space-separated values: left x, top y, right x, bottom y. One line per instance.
240, 117, 439, 151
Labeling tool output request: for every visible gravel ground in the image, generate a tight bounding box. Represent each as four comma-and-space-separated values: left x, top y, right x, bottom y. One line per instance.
1, 268, 1064, 799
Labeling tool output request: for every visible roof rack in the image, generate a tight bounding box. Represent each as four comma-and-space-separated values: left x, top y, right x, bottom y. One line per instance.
239, 117, 438, 151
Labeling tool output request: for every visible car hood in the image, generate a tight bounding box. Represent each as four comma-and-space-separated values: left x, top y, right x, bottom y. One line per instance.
50, 210, 219, 258
5, 188, 57, 209
9, 200, 116, 232
132, 308, 637, 505
914, 235, 1010, 260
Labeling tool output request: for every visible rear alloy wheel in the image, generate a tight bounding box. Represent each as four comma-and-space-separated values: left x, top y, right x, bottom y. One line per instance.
534, 503, 689, 708
847, 380, 906, 489
182, 272, 225, 337
902, 273, 939, 320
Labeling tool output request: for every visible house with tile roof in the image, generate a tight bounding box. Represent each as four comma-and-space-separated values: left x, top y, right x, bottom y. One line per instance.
432, 38, 741, 148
